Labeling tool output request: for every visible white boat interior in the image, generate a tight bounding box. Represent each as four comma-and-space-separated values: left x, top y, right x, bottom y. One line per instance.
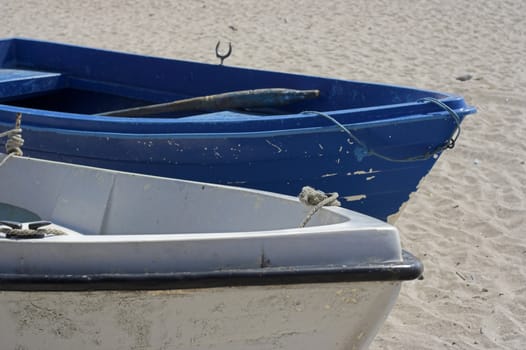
0, 154, 402, 276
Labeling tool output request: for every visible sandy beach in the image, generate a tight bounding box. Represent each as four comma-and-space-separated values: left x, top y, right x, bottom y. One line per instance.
1, 0, 525, 348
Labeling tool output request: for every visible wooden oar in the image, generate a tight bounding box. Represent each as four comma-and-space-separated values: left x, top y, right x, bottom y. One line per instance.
99, 88, 320, 117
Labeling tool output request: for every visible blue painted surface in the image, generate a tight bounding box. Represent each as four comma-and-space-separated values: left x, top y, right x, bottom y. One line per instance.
0, 38, 476, 221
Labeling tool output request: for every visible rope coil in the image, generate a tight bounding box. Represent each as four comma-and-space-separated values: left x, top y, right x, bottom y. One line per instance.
299, 186, 341, 227
0, 221, 65, 239
0, 113, 24, 167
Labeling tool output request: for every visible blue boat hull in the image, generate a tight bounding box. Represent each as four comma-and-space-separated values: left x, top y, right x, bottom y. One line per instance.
0, 38, 476, 221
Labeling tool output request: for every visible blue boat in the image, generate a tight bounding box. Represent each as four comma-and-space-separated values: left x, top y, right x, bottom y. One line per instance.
0, 38, 475, 221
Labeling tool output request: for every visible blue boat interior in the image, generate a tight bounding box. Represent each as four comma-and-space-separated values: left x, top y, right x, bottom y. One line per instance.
0, 38, 449, 121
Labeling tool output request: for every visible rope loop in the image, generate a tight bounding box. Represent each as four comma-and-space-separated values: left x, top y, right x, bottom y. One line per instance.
0, 221, 65, 239
298, 186, 340, 227
418, 97, 461, 151
0, 113, 24, 167
3, 128, 24, 155
302, 97, 462, 163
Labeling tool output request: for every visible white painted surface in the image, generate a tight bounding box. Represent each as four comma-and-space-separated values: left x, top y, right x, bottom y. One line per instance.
0, 281, 401, 350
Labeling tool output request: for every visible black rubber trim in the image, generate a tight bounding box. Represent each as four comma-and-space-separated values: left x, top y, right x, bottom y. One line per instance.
0, 250, 423, 291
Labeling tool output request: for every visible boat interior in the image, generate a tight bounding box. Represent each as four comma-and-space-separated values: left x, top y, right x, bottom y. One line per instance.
0, 38, 444, 119
0, 155, 405, 274
0, 155, 351, 236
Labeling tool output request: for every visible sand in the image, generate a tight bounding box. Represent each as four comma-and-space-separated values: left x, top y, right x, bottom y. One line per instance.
1, 0, 525, 348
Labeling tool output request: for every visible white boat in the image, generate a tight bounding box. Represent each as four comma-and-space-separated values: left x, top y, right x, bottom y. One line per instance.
0, 154, 422, 350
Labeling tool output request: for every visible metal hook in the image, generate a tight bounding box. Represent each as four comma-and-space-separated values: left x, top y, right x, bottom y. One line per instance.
215, 41, 232, 65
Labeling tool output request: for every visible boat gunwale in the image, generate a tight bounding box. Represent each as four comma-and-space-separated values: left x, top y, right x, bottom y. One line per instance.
0, 100, 474, 137
0, 250, 422, 291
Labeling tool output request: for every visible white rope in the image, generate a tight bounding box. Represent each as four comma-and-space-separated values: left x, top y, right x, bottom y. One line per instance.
298, 186, 341, 227
0, 224, 66, 238
0, 113, 24, 167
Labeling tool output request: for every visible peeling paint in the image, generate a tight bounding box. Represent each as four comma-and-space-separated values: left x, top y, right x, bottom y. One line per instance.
353, 168, 380, 175
346, 168, 380, 176
321, 173, 338, 178
344, 194, 367, 202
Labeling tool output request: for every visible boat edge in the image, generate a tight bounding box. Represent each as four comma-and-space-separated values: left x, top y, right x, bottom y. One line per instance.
0, 250, 423, 291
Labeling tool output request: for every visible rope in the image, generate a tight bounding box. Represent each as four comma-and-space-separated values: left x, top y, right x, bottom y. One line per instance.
0, 221, 66, 239
301, 97, 462, 163
298, 186, 340, 227
0, 113, 24, 167
0, 227, 66, 239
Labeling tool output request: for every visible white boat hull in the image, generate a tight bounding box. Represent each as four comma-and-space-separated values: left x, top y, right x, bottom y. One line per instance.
0, 281, 400, 350
0, 154, 422, 349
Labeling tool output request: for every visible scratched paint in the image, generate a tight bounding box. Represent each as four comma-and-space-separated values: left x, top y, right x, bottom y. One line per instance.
265, 139, 283, 153
321, 173, 338, 178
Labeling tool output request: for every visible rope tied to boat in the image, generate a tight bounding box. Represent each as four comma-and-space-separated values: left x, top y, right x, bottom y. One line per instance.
302, 97, 462, 163
0, 113, 24, 167
0, 221, 65, 239
298, 186, 341, 227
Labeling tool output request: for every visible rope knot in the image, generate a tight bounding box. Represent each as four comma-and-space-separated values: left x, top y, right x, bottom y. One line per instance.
298, 186, 340, 227
0, 113, 24, 167
299, 186, 341, 207
4, 127, 24, 156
